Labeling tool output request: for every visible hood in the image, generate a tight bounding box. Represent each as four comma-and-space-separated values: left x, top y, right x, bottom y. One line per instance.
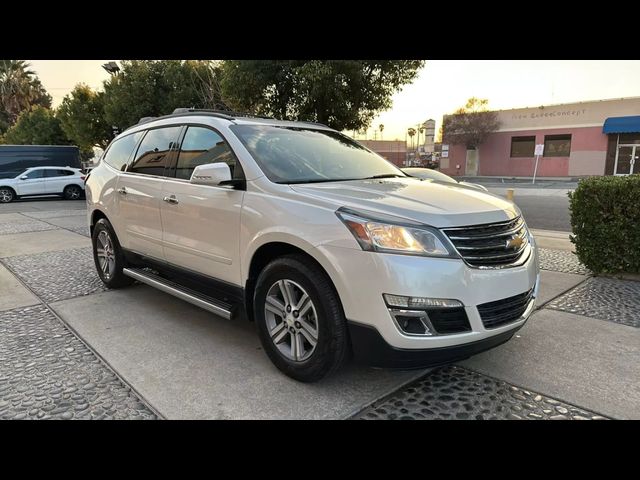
290, 177, 519, 228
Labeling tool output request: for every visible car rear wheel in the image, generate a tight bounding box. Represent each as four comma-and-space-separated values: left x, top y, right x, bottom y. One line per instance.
63, 185, 82, 200
92, 218, 134, 289
0, 187, 15, 203
254, 254, 349, 382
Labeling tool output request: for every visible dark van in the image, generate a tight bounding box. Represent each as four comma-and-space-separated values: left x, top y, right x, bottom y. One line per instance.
0, 145, 81, 178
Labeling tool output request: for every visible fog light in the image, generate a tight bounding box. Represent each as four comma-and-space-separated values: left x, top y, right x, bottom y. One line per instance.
383, 294, 463, 309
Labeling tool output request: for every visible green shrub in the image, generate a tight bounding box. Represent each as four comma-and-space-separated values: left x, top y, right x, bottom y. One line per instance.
568, 175, 640, 274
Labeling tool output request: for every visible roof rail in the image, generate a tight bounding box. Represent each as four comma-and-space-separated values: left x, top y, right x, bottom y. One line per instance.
171, 108, 274, 120
137, 116, 157, 125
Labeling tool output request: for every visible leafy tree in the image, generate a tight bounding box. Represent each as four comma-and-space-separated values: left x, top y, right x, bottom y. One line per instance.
58, 84, 113, 150
0, 60, 52, 131
1, 106, 70, 145
102, 60, 228, 130
442, 97, 501, 149
220, 60, 424, 131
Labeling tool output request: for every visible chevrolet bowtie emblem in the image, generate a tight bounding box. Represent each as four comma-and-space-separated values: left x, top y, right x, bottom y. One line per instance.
506, 235, 524, 249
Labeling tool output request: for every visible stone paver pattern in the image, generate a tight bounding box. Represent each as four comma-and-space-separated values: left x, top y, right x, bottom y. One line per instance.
0, 304, 157, 420
2, 247, 106, 303
538, 248, 590, 275
354, 365, 608, 420
547, 277, 640, 328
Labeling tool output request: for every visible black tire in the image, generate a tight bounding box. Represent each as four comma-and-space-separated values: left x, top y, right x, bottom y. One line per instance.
254, 254, 349, 382
0, 187, 15, 203
63, 184, 83, 200
91, 218, 134, 289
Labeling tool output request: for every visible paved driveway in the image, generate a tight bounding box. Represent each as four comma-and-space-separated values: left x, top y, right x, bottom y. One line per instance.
1, 200, 638, 419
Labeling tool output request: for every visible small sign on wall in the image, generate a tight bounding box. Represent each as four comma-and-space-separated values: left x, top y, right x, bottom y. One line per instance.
442, 151, 449, 158
534, 144, 544, 156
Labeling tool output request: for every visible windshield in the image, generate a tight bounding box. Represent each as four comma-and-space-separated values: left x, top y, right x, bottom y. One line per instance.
0, 169, 25, 179
403, 168, 457, 184
230, 125, 406, 184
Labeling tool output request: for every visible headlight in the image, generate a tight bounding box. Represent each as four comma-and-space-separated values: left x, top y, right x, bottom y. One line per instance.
336, 208, 457, 258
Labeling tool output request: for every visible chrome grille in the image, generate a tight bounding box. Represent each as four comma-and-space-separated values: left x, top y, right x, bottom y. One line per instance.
442, 216, 529, 268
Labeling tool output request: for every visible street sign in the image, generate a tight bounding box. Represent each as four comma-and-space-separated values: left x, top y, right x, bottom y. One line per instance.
442, 151, 449, 158
442, 144, 449, 151
532, 144, 544, 184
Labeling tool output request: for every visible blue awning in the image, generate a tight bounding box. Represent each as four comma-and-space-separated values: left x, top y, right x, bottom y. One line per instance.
603, 115, 640, 134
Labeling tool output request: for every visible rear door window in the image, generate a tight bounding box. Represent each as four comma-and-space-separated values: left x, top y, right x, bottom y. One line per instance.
128, 127, 181, 177
102, 131, 145, 171
45, 169, 74, 177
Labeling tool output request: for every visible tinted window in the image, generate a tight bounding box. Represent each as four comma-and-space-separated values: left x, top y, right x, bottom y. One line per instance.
24, 169, 45, 179
229, 125, 404, 184
45, 169, 74, 178
543, 134, 571, 157
103, 132, 144, 171
129, 127, 181, 176
175, 126, 241, 180
510, 136, 536, 157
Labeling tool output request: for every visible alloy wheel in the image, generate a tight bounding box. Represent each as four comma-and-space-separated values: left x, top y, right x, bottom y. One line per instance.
67, 186, 81, 200
0, 188, 13, 203
96, 230, 116, 280
264, 279, 319, 362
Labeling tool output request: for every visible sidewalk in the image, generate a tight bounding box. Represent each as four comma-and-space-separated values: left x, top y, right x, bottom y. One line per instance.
530, 229, 573, 251
1, 202, 639, 419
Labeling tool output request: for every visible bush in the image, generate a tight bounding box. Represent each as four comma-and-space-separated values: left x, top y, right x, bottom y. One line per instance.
569, 175, 640, 274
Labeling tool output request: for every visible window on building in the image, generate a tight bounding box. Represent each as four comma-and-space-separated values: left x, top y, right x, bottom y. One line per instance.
510, 136, 535, 157
618, 133, 640, 145
543, 134, 571, 157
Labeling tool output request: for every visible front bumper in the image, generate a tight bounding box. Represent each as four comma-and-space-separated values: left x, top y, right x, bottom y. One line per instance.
316, 242, 540, 354
348, 320, 524, 369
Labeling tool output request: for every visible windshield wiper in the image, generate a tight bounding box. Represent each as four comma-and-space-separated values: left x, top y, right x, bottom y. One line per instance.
361, 173, 406, 180
284, 178, 362, 184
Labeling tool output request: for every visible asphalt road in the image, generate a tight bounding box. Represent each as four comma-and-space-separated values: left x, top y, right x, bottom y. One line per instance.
511, 195, 571, 232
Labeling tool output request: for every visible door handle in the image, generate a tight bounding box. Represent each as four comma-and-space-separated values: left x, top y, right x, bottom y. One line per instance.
163, 195, 179, 204
117, 187, 127, 195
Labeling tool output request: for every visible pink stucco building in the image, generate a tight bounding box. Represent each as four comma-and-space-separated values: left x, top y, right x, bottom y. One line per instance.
440, 97, 640, 178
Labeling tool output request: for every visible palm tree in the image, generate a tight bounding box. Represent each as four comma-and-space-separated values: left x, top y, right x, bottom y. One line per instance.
0, 60, 51, 126
379, 124, 384, 140
407, 127, 416, 150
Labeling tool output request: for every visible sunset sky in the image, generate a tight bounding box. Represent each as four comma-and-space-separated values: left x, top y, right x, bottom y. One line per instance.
30, 60, 640, 141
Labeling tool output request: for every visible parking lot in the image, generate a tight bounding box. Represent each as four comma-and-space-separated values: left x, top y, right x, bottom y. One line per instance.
1, 200, 639, 419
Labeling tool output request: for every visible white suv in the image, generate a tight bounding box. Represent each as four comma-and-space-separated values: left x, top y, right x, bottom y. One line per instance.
85, 109, 540, 382
0, 166, 85, 203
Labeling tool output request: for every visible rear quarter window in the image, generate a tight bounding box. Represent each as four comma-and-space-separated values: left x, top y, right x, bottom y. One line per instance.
102, 131, 145, 171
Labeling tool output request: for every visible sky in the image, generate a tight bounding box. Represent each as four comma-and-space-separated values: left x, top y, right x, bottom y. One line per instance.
29, 60, 640, 141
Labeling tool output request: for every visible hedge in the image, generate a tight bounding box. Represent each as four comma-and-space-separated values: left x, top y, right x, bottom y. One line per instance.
568, 174, 640, 274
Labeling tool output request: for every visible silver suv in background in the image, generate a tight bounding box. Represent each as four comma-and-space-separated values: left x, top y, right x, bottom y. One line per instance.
85, 109, 539, 382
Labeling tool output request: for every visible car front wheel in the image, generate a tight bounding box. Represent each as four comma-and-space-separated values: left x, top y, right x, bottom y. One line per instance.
254, 254, 349, 382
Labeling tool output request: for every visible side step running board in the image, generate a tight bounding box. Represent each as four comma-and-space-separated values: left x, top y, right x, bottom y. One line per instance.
123, 267, 233, 319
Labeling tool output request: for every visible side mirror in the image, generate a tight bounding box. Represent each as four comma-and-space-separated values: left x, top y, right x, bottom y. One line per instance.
190, 162, 232, 186
20, 176, 28, 180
